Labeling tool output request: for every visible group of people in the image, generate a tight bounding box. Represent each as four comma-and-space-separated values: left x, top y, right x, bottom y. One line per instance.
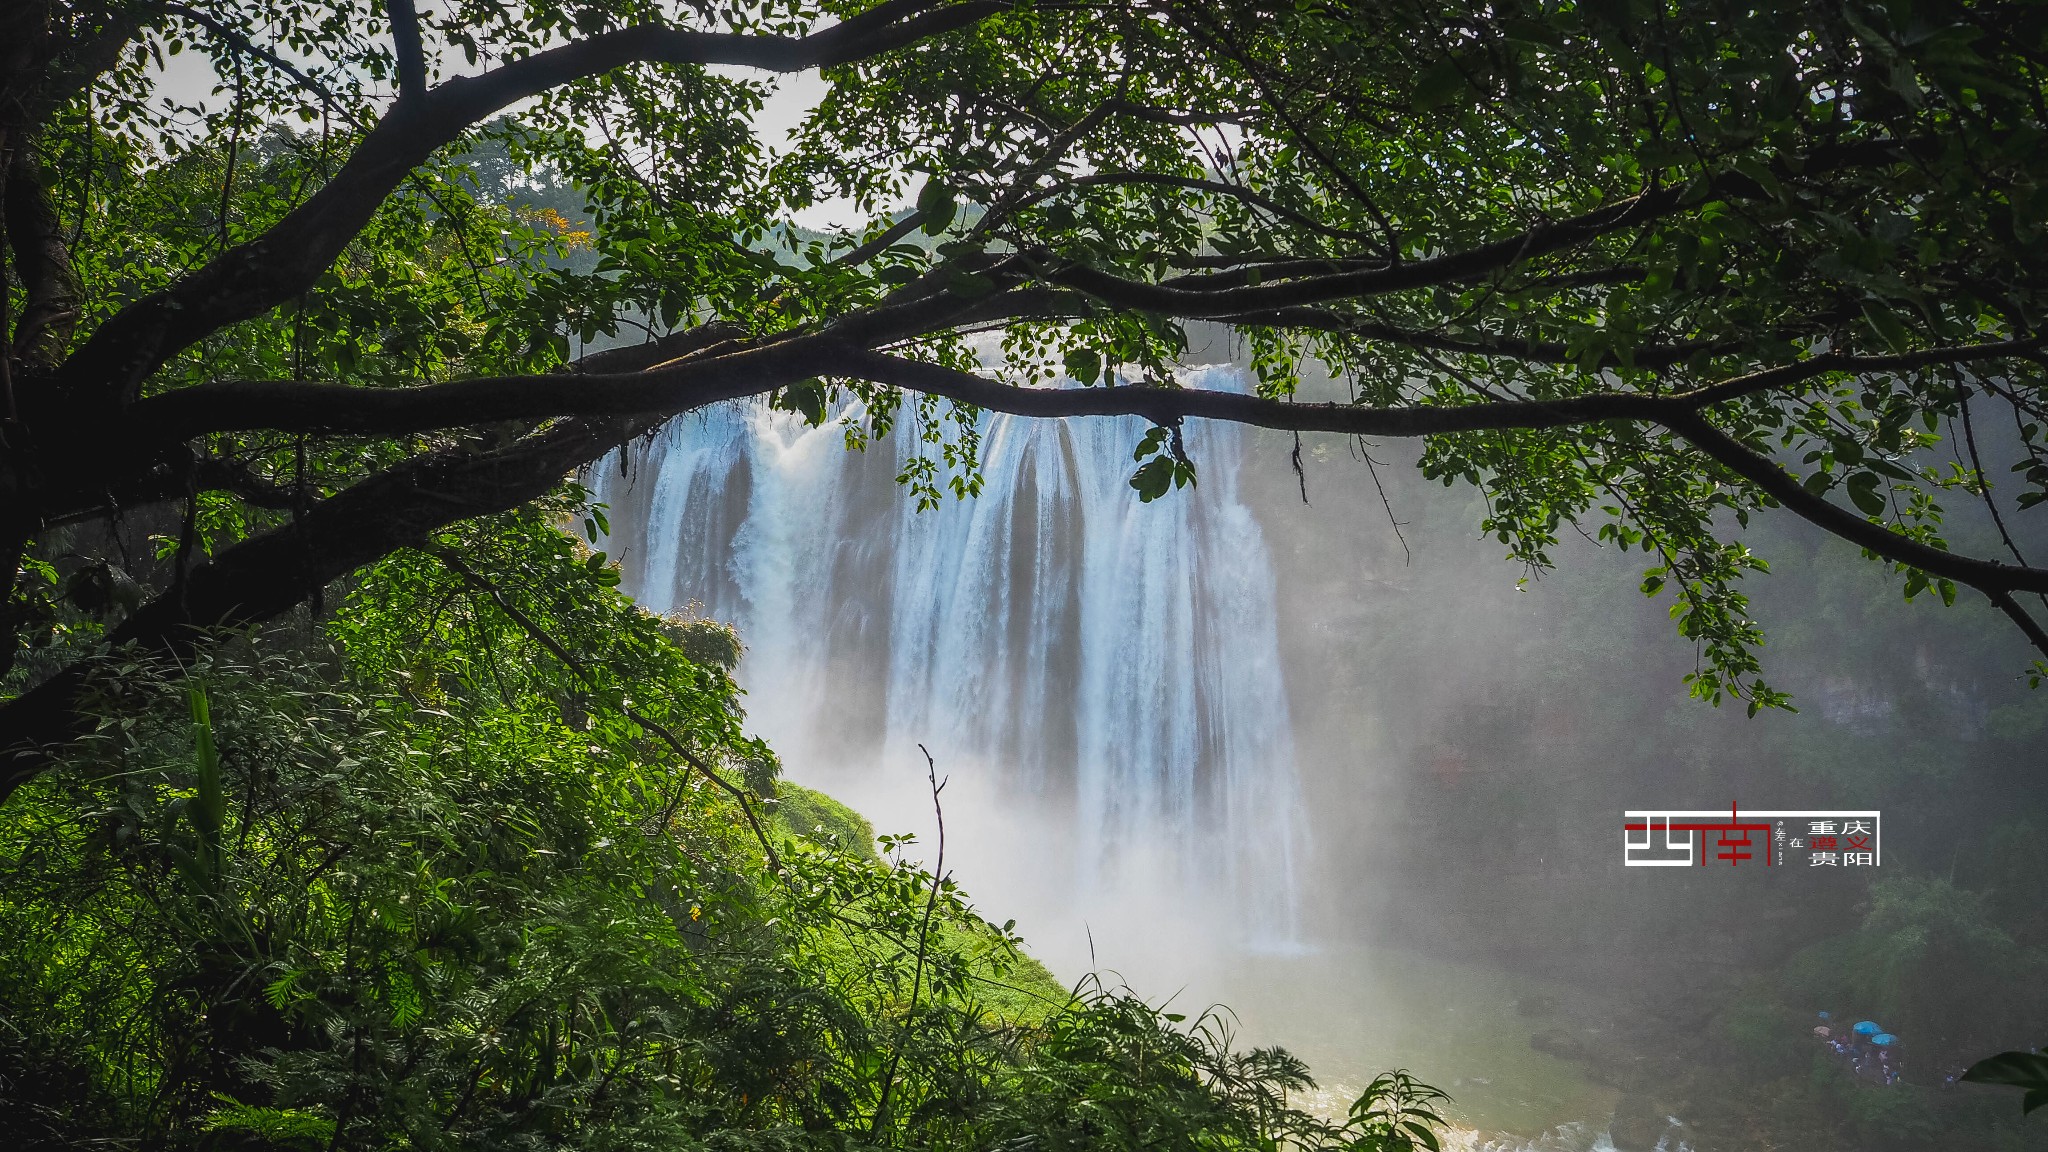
1812, 1012, 1902, 1086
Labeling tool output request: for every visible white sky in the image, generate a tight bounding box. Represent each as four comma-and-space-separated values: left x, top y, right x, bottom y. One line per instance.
151, 33, 874, 230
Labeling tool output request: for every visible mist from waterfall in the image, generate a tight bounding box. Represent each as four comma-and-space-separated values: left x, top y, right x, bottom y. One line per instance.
593, 363, 1307, 972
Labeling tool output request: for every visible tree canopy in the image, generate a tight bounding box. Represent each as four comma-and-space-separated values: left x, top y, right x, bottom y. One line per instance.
9, 0, 2048, 786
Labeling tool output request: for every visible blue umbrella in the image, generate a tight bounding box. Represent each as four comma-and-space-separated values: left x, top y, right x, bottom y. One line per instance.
1872, 1033, 1896, 1046
1854, 1020, 1882, 1035
1818, 1011, 1832, 1019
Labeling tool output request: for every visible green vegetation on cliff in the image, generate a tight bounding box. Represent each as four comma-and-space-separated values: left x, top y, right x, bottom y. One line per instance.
0, 506, 1442, 1152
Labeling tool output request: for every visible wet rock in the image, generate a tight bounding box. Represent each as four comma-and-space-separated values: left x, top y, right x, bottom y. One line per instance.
1529, 1028, 1591, 1063
1607, 1093, 1665, 1152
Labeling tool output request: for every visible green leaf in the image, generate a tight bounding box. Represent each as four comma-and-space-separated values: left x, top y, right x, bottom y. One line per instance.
774, 380, 829, 426
187, 683, 224, 882
1962, 1049, 2048, 1112
915, 179, 957, 235
1846, 471, 1889, 516
1063, 347, 1102, 385
1130, 457, 1177, 501
1862, 300, 1914, 353
1410, 57, 1470, 111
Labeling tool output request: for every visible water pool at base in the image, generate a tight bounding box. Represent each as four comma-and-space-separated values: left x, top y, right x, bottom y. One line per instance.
1169, 945, 1648, 1148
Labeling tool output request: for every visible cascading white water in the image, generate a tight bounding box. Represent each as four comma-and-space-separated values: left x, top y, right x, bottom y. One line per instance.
594, 363, 1306, 948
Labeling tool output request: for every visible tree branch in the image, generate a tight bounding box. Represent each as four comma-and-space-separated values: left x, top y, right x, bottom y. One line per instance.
831, 211, 929, 268
1986, 588, 2048, 661
0, 411, 661, 798
0, 328, 745, 792
834, 346, 1675, 432
53, 1, 1003, 408
839, 350, 2048, 599
1046, 188, 1680, 316
161, 2, 344, 114
1024, 171, 1390, 248
1210, 306, 1728, 368
129, 332, 834, 440
5, 145, 82, 379
1662, 410, 2048, 597
427, 546, 785, 872
385, 0, 427, 100
1674, 339, 2042, 406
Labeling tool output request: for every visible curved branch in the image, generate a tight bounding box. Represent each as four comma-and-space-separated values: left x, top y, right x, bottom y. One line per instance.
841, 350, 2048, 598
161, 3, 344, 113
1986, 589, 2048, 661
1048, 188, 1680, 316
1029, 171, 1389, 247
54, 1, 1002, 407
0, 411, 659, 799
1662, 410, 2048, 596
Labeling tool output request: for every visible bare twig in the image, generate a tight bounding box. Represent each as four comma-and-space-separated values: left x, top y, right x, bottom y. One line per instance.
1359, 442, 1409, 564
871, 743, 948, 1139
162, 3, 346, 114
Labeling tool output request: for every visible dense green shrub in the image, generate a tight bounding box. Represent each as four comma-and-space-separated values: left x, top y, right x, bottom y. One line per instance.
0, 512, 1446, 1152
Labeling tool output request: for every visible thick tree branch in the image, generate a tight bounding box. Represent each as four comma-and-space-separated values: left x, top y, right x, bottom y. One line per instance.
0, 411, 659, 799
130, 329, 2043, 467
1662, 411, 2048, 598
5, 145, 82, 378
53, 1, 1002, 408
385, 0, 427, 99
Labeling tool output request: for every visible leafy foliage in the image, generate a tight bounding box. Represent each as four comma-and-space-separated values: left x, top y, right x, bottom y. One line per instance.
11, 0, 2048, 730
0, 507, 1450, 1150
1962, 1050, 2048, 1114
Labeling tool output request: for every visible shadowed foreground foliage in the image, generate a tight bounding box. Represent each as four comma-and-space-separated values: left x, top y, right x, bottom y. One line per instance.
0, 507, 1448, 1152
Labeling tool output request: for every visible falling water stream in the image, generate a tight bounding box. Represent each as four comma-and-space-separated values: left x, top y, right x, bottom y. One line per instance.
593, 365, 1641, 1151
595, 364, 1305, 947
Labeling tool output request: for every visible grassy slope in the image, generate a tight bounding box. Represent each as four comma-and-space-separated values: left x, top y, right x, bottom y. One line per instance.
769, 783, 1070, 1023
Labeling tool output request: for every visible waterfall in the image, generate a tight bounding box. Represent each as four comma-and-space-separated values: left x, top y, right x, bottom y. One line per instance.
594, 364, 1307, 947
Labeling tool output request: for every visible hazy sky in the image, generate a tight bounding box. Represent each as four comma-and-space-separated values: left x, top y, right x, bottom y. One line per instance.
151, 33, 872, 231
